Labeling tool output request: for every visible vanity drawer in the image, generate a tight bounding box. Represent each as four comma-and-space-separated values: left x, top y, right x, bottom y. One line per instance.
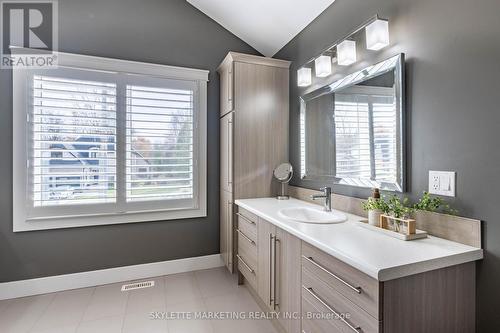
237, 215, 257, 243
302, 267, 381, 333
237, 252, 257, 290
302, 291, 344, 333
237, 207, 258, 223
302, 242, 380, 319
237, 228, 257, 261
237, 208, 257, 237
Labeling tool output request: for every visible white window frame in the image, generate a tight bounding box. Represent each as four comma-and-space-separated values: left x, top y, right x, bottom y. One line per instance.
13, 51, 208, 232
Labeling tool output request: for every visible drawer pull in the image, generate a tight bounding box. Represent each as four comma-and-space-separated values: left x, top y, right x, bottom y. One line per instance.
303, 286, 361, 333
237, 254, 255, 274
236, 229, 256, 245
302, 255, 362, 294
236, 212, 256, 225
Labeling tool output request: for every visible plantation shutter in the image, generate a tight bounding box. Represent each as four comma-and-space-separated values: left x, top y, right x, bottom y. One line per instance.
334, 90, 398, 186
14, 52, 207, 231
372, 95, 398, 183
125, 79, 197, 208
25, 68, 201, 220
334, 94, 372, 179
31, 74, 117, 207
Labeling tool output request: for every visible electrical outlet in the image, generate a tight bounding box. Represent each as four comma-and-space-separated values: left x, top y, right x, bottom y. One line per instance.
428, 171, 456, 197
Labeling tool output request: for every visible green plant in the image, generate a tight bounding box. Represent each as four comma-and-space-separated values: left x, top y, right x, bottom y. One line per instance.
413, 191, 458, 215
362, 197, 390, 213
387, 195, 414, 219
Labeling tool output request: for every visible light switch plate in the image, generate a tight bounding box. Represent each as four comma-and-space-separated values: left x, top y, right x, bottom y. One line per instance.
428, 171, 456, 197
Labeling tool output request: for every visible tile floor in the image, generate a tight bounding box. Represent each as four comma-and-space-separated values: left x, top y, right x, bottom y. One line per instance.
0, 267, 279, 333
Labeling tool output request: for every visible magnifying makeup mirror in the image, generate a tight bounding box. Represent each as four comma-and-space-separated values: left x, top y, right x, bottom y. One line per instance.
273, 163, 293, 200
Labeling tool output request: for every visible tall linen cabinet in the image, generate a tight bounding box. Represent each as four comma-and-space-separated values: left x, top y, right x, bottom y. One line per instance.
218, 52, 290, 272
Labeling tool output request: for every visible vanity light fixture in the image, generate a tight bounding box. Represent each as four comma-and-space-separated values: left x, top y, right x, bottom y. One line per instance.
297, 67, 312, 87
296, 14, 389, 86
337, 40, 357, 66
366, 19, 390, 50
314, 55, 332, 77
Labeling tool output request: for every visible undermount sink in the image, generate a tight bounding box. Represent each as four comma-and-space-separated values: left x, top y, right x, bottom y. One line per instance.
278, 207, 347, 224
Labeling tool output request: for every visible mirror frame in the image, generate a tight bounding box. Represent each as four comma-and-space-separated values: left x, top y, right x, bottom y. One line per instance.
299, 53, 406, 192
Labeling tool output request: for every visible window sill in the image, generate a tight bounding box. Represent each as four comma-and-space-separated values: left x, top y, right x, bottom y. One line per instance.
13, 206, 207, 232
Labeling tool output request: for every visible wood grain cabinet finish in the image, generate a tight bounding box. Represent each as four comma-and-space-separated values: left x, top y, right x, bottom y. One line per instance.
302, 268, 381, 333
302, 242, 380, 319
220, 112, 233, 194
220, 190, 233, 273
275, 227, 302, 333
253, 217, 301, 332
234, 207, 477, 333
301, 241, 476, 333
219, 61, 233, 117
218, 52, 290, 273
382, 262, 476, 333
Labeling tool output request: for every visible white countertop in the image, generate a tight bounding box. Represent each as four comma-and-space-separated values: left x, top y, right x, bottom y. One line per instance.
235, 197, 483, 281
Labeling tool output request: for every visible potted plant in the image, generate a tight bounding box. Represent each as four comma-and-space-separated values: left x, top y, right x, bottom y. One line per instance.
413, 191, 457, 214
362, 196, 389, 226
386, 195, 415, 232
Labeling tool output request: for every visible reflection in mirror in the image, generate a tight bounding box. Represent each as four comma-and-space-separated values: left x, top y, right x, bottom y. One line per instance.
300, 54, 405, 191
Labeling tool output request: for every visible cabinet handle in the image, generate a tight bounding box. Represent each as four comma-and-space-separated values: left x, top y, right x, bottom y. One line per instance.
302, 286, 361, 333
236, 229, 255, 245
302, 255, 362, 294
228, 69, 233, 102
227, 201, 232, 267
227, 117, 233, 187
269, 234, 274, 307
236, 213, 256, 225
237, 254, 254, 274
273, 236, 280, 310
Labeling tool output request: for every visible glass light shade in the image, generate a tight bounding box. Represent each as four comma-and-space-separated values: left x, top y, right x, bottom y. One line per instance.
297, 67, 312, 87
337, 40, 357, 66
314, 55, 332, 77
366, 19, 390, 50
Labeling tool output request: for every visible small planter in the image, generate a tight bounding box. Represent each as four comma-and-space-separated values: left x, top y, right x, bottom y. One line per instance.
380, 214, 416, 235
368, 209, 383, 226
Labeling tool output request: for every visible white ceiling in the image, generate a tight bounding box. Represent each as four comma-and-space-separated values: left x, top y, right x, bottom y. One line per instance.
187, 0, 336, 57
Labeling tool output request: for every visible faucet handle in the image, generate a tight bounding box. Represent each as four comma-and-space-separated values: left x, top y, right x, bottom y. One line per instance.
320, 187, 331, 195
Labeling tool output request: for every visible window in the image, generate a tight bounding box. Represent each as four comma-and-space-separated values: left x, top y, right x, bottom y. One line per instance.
334, 86, 397, 187
13, 52, 208, 231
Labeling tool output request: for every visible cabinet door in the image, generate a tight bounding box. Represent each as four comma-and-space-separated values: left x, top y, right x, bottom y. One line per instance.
257, 218, 275, 310
220, 112, 233, 193
219, 63, 234, 117
227, 64, 233, 112
233, 62, 289, 199
276, 227, 302, 333
220, 190, 233, 273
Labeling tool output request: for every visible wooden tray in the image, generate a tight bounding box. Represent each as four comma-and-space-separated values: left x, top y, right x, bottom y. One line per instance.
358, 219, 428, 241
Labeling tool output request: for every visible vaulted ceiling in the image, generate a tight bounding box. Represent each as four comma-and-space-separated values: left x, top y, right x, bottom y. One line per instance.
187, 0, 336, 57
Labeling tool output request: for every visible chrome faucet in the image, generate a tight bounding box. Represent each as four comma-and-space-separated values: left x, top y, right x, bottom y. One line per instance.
311, 187, 332, 212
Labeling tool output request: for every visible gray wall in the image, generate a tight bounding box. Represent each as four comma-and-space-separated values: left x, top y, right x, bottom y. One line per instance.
275, 0, 500, 330
0, 0, 258, 282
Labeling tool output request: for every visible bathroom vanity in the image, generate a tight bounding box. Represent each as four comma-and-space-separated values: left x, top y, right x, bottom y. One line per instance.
235, 198, 483, 333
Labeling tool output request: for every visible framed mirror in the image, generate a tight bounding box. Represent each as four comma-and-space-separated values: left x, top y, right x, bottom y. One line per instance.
300, 54, 405, 191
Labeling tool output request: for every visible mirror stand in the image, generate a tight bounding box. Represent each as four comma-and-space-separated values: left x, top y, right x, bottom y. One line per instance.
273, 163, 293, 200
277, 183, 289, 200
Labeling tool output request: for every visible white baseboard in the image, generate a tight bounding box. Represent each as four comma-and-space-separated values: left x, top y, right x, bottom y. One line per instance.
0, 254, 223, 300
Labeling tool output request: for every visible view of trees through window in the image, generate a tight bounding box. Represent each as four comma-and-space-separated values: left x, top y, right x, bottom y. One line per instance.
126, 85, 194, 202
32, 75, 194, 206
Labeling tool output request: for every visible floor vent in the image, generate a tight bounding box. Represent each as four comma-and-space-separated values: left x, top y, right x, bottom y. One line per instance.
121, 281, 155, 291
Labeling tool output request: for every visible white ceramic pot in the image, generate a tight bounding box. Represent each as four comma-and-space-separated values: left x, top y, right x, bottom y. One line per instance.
368, 209, 383, 226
